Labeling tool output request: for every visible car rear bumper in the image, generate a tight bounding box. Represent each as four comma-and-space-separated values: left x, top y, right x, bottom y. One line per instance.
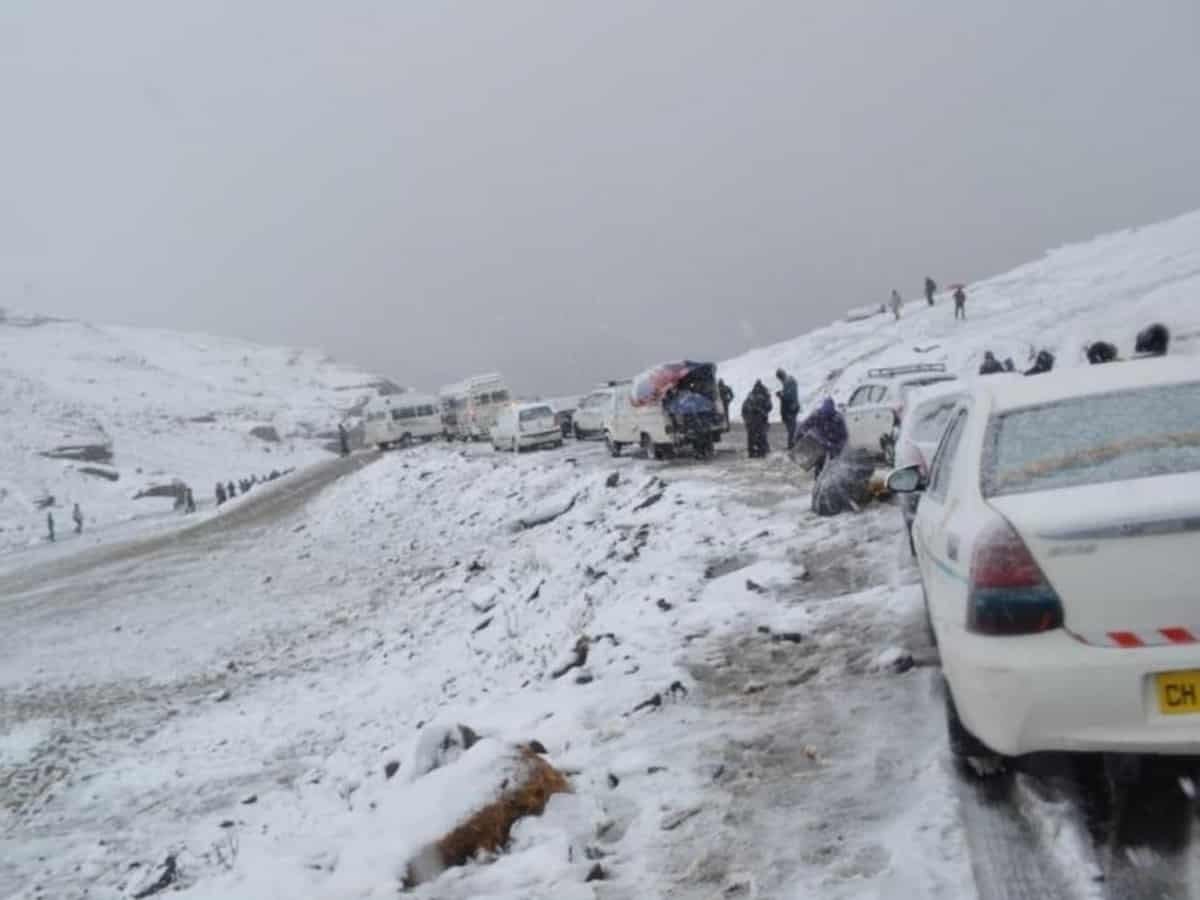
518, 430, 561, 448
942, 628, 1200, 756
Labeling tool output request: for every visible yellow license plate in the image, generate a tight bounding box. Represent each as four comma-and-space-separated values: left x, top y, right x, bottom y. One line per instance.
1156, 670, 1200, 715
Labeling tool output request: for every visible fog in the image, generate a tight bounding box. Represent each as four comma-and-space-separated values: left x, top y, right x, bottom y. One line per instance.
4, 1, 1199, 395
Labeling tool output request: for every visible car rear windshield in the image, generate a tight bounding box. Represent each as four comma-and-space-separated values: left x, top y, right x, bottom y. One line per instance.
519, 406, 553, 422
982, 382, 1200, 497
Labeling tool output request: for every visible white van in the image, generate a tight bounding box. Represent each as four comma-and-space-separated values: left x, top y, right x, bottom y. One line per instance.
572, 384, 624, 439
439, 382, 468, 440
604, 361, 727, 459
460, 374, 511, 440
491, 402, 563, 452
363, 393, 443, 449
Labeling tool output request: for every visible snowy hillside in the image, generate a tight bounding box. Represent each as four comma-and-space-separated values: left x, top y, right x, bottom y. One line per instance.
0, 308, 390, 551
720, 209, 1200, 415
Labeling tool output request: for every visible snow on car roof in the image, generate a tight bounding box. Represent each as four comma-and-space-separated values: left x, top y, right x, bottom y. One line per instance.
979, 356, 1200, 413
904, 379, 969, 409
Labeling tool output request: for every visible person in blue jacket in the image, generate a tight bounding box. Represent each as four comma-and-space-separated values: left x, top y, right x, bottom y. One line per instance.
775, 369, 800, 450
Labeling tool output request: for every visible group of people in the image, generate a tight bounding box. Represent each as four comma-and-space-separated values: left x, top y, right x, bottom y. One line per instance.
45, 502, 85, 542
738, 368, 848, 472
215, 469, 291, 507
978, 322, 1171, 378
886, 278, 969, 320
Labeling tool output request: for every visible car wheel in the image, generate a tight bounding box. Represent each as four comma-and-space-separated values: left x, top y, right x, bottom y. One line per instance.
606, 434, 621, 457
944, 679, 1005, 777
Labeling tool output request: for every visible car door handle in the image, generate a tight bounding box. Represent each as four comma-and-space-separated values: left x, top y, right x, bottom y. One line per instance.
946, 533, 960, 562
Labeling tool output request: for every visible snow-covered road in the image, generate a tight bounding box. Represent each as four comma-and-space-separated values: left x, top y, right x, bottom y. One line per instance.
2, 441, 1196, 900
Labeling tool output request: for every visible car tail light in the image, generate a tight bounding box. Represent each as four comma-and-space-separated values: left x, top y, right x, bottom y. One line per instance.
967, 519, 1063, 635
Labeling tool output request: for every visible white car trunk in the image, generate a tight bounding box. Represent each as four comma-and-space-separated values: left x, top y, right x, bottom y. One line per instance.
988, 472, 1200, 643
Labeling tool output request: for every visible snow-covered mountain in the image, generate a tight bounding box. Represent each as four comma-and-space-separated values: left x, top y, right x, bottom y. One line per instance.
0, 310, 391, 550
720, 208, 1200, 414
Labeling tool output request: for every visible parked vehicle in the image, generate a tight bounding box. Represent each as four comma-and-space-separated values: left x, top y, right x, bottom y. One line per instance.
892, 382, 968, 552
441, 374, 511, 440
363, 392, 443, 449
491, 402, 563, 452
889, 357, 1200, 770
843, 364, 957, 461
604, 361, 728, 459
573, 385, 623, 440
439, 382, 468, 440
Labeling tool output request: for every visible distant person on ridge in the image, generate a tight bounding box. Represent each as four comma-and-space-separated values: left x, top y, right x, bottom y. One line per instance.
1086, 341, 1119, 365
338, 423, 350, 456
227, 480, 237, 499
1134, 322, 1170, 358
978, 351, 1004, 375
72, 503, 83, 534
1024, 350, 1055, 376
47, 511, 55, 543
953, 285, 967, 320
775, 369, 800, 450
215, 482, 227, 506
185, 488, 196, 514
889, 290, 903, 320
924, 277, 937, 306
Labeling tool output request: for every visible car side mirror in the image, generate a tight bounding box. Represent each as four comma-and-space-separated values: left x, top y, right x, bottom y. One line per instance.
886, 465, 925, 494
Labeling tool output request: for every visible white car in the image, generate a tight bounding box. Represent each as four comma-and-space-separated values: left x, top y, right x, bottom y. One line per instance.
892, 382, 968, 551
890, 357, 1200, 769
491, 403, 563, 453
572, 386, 620, 440
843, 364, 957, 460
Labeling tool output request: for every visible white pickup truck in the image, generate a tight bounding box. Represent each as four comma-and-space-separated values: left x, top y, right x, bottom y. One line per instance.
842, 364, 957, 461
604, 361, 729, 460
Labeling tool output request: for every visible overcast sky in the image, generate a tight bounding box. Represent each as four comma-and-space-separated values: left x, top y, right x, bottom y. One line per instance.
4, 1, 1199, 395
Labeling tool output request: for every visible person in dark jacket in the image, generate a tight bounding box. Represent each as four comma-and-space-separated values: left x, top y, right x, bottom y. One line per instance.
338, 423, 350, 456
1134, 322, 1170, 357
47, 511, 55, 543
1003, 357, 1016, 372
72, 503, 84, 534
953, 285, 967, 320
798, 397, 848, 476
227, 480, 237, 499
741, 380, 772, 458
775, 369, 800, 450
1086, 341, 1119, 364
215, 482, 227, 506
1024, 350, 1055, 376
718, 380, 734, 427
924, 277, 937, 306
978, 351, 1004, 375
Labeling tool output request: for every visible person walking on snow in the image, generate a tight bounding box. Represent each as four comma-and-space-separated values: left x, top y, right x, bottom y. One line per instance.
215, 482, 226, 506
889, 290, 903, 320
184, 488, 196, 514
775, 369, 800, 450
338, 423, 350, 456
227, 480, 237, 499
953, 285, 967, 320
46, 512, 55, 542
924, 277, 937, 306
72, 503, 83, 534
